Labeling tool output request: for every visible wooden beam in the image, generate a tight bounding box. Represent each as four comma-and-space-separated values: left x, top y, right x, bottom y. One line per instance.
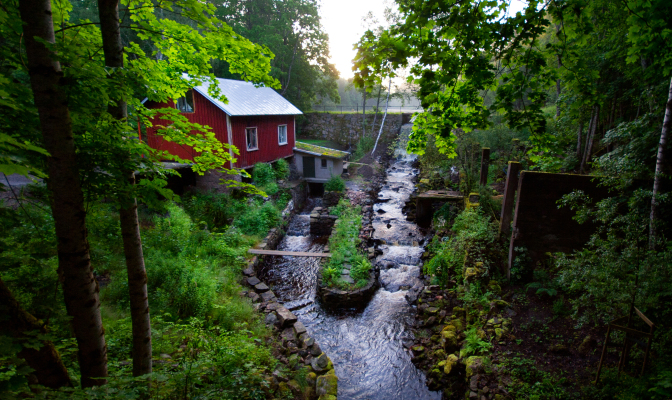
248, 249, 332, 257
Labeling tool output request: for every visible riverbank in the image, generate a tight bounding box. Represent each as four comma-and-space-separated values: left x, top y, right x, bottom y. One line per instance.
404, 157, 672, 399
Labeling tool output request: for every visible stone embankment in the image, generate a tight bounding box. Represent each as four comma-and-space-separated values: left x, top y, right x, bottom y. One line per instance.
242, 213, 338, 399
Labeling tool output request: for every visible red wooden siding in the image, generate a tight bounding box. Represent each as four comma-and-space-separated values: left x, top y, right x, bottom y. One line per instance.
145, 90, 296, 169
230, 115, 295, 168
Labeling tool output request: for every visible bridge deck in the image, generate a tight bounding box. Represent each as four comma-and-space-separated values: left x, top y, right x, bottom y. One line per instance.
248, 249, 331, 257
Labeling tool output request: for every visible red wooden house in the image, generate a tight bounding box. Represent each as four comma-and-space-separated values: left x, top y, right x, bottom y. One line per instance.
143, 77, 302, 169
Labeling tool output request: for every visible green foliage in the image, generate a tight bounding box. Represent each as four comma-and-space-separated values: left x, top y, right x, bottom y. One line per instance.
510, 246, 532, 283
526, 272, 559, 298
556, 188, 672, 324
322, 200, 367, 288
463, 327, 492, 356
503, 355, 571, 400
324, 175, 346, 192
273, 159, 290, 181
212, 0, 340, 111
351, 136, 375, 160
253, 163, 276, 186
425, 209, 501, 287
234, 200, 282, 237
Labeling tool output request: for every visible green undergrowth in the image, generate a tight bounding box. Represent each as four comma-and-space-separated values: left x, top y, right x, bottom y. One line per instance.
321, 199, 370, 289
0, 172, 296, 397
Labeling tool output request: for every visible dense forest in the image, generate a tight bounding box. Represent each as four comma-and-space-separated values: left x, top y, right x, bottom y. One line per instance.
1, 0, 672, 398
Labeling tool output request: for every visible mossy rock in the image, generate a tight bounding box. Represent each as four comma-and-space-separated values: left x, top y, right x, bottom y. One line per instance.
443, 354, 459, 375
316, 370, 338, 397
465, 356, 490, 378
318, 395, 337, 400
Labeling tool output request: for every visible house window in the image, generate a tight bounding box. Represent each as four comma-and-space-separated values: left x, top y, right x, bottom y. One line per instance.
278, 125, 287, 145
246, 127, 258, 151
176, 89, 194, 113
321, 158, 328, 169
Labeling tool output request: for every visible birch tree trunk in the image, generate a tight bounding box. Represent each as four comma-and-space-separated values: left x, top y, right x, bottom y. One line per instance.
97, 0, 152, 377
0, 277, 71, 388
18, 0, 108, 386
371, 77, 392, 155
371, 80, 383, 132
649, 77, 672, 249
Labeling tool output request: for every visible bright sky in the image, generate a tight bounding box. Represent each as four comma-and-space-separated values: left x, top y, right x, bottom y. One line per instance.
319, 0, 528, 80
319, 0, 389, 79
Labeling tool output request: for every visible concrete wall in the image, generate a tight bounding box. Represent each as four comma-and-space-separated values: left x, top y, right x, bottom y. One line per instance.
298, 113, 409, 146
293, 153, 344, 183
508, 171, 610, 271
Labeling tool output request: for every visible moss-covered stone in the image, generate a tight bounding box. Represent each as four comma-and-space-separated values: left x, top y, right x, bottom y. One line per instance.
441, 330, 458, 348
465, 356, 489, 378
443, 354, 459, 375
316, 370, 338, 397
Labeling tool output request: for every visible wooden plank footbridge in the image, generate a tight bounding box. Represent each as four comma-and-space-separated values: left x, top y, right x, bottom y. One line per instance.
248, 249, 332, 257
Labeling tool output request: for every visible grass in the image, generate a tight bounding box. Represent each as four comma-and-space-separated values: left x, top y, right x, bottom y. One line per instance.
295, 141, 349, 158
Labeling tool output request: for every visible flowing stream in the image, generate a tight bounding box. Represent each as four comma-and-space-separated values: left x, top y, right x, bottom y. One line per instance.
259, 124, 440, 399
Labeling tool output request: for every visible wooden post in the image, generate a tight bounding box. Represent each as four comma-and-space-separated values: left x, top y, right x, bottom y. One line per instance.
507, 170, 525, 280
499, 161, 521, 241
479, 148, 491, 186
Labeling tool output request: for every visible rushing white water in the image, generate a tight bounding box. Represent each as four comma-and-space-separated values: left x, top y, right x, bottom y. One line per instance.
258, 124, 440, 399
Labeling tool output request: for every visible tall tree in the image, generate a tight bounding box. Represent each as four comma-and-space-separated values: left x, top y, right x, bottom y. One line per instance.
97, 0, 152, 377
17, 0, 108, 387
213, 0, 339, 110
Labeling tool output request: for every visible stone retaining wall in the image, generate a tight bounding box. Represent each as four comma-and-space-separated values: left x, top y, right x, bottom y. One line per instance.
309, 207, 337, 236
242, 204, 338, 399
298, 113, 409, 146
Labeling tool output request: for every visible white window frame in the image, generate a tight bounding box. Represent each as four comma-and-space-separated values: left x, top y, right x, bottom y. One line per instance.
175, 89, 195, 113
320, 158, 328, 169
278, 124, 288, 145
245, 127, 258, 151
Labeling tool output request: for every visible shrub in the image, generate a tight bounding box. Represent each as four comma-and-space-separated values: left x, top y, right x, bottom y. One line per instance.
234, 200, 281, 237
252, 162, 276, 186
425, 208, 501, 287
273, 158, 290, 180
324, 175, 346, 192
351, 136, 375, 160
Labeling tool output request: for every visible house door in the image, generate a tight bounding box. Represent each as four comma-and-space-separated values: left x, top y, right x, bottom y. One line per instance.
303, 156, 315, 178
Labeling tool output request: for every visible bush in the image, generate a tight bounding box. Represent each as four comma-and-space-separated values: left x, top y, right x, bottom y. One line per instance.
252, 162, 276, 186
351, 136, 375, 160
234, 200, 281, 237
425, 208, 501, 287
324, 175, 346, 192
273, 158, 290, 180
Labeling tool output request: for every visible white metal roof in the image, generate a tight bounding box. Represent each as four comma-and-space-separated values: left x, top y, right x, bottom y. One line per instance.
191, 77, 302, 116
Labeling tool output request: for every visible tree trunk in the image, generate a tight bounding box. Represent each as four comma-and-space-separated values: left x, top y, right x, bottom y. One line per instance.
649, 77, 672, 249
576, 117, 584, 162
19, 0, 108, 387
371, 80, 383, 132
0, 277, 71, 388
580, 106, 599, 173
371, 77, 392, 155
98, 0, 152, 377
362, 90, 367, 137
556, 25, 562, 118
